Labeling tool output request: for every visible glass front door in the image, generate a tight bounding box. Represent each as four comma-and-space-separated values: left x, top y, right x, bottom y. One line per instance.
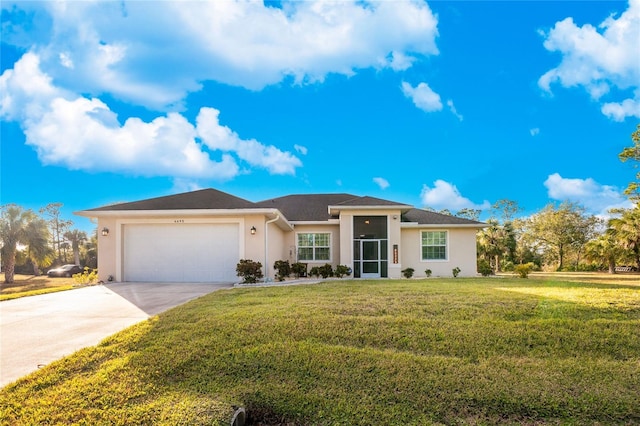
360, 240, 381, 278
353, 216, 388, 278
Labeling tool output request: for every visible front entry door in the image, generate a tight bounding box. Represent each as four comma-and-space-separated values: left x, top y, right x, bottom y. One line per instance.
360, 240, 381, 278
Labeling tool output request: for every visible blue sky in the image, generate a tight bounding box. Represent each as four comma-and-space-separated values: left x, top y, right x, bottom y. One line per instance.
1, 0, 639, 233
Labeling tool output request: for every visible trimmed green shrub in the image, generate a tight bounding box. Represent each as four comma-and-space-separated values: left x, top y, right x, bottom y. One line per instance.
334, 265, 352, 278
273, 260, 291, 282
424, 269, 432, 277
291, 262, 307, 278
401, 268, 415, 278
318, 263, 333, 279
236, 259, 263, 283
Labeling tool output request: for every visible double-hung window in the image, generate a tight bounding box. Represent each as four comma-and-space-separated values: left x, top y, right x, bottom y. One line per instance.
297, 233, 330, 261
421, 231, 447, 260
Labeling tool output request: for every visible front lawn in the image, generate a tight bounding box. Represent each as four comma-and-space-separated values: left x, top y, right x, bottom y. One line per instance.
1, 277, 639, 425
0, 274, 76, 301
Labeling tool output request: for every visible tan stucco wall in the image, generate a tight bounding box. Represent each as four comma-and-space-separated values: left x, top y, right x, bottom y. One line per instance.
400, 227, 479, 277
96, 217, 117, 282
338, 210, 403, 278
96, 215, 253, 282
285, 224, 341, 274
93, 210, 480, 282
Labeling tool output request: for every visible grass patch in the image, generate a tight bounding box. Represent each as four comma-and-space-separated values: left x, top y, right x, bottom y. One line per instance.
0, 274, 77, 300
1, 276, 639, 424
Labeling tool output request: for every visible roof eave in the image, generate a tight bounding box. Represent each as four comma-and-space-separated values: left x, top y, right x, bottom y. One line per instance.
401, 222, 487, 229
289, 219, 340, 226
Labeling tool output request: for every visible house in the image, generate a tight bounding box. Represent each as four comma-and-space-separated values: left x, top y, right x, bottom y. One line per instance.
75, 188, 486, 282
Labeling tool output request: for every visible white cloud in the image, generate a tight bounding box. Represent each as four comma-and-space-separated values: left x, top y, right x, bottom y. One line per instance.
3, 0, 439, 110
0, 53, 301, 180
420, 180, 490, 211
294, 144, 308, 155
530, 128, 540, 136
601, 93, 640, 121
387, 51, 415, 71
446, 99, 463, 121
401, 81, 443, 112
373, 177, 390, 190
538, 0, 640, 120
544, 173, 633, 215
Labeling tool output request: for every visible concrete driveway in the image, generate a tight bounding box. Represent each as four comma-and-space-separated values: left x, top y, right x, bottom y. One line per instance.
0, 282, 232, 388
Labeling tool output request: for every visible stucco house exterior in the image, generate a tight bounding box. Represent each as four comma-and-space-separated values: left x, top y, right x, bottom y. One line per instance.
75, 188, 486, 283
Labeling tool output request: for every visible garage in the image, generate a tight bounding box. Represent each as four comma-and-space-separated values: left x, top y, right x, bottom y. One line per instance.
123, 223, 239, 282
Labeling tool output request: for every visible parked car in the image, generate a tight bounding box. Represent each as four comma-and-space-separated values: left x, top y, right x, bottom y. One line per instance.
47, 264, 84, 277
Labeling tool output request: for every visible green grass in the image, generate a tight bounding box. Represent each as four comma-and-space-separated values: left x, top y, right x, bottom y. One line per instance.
0, 274, 76, 301
1, 277, 639, 425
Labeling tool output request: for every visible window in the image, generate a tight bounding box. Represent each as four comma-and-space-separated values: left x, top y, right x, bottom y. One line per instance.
422, 231, 447, 260
298, 233, 331, 261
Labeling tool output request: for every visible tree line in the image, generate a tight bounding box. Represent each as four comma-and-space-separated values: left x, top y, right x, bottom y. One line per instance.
0, 203, 96, 284
457, 124, 640, 274
471, 200, 639, 274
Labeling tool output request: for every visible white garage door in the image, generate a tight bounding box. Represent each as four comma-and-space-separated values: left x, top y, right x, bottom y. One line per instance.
123, 223, 239, 282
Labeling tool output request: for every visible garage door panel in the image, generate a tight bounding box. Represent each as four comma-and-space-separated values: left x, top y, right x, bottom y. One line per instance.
124, 223, 239, 282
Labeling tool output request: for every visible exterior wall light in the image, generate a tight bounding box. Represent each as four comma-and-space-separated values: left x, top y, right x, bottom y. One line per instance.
101, 227, 109, 236
250, 226, 256, 235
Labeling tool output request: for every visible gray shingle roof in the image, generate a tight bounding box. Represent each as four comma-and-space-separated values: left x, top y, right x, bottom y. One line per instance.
87, 188, 256, 211
402, 208, 484, 226
254, 194, 356, 221
334, 196, 412, 207
83, 188, 485, 226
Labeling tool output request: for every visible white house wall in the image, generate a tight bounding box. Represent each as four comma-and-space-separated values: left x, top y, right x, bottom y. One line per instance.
400, 227, 479, 277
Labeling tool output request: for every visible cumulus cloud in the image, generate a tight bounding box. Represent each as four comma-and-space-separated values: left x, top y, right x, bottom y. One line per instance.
373, 177, 390, 190
420, 180, 490, 211
0, 53, 301, 179
401, 81, 443, 112
2, 0, 439, 110
538, 0, 640, 120
544, 173, 633, 215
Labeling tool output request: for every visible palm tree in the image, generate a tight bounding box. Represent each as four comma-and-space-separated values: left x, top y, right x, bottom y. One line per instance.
64, 229, 87, 266
24, 216, 54, 275
0, 204, 31, 284
584, 231, 622, 274
609, 206, 640, 270
477, 219, 515, 272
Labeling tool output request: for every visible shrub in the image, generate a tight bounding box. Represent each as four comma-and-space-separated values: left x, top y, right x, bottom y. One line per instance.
318, 263, 333, 279
334, 265, 352, 278
452, 267, 461, 278
291, 262, 307, 278
501, 260, 515, 272
73, 267, 98, 285
514, 263, 533, 278
424, 269, 432, 277
477, 259, 493, 277
401, 268, 415, 278
236, 259, 263, 283
273, 260, 291, 282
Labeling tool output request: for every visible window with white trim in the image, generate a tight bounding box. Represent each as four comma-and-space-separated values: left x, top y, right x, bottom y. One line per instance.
297, 233, 331, 261
421, 231, 447, 260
